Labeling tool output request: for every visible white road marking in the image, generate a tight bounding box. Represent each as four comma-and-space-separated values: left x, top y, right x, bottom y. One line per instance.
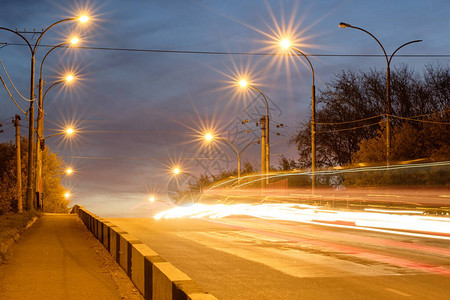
179, 231, 415, 278
385, 288, 411, 297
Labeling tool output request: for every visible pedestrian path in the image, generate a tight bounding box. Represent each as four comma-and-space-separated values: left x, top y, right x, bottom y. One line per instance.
0, 213, 141, 300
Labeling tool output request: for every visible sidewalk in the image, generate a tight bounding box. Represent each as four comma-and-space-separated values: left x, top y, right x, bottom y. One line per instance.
0, 213, 143, 300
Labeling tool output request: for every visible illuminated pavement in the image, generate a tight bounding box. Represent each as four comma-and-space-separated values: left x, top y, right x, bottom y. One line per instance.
108, 214, 450, 300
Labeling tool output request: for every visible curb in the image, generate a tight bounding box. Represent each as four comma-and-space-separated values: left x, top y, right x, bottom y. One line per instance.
0, 216, 39, 264
71, 205, 218, 300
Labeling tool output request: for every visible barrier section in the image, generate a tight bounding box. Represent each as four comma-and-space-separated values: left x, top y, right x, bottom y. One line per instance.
102, 221, 112, 251
119, 233, 141, 276
96, 218, 104, 242
110, 226, 127, 262
71, 205, 218, 300
153, 262, 191, 300
131, 243, 161, 297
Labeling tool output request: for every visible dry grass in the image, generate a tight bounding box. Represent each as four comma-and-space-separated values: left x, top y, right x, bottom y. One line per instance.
0, 211, 40, 254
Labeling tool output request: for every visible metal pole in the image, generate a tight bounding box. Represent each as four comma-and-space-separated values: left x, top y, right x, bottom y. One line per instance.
26, 54, 35, 211
237, 153, 241, 182
260, 116, 266, 187
35, 77, 44, 210
339, 22, 422, 167
386, 66, 390, 165
311, 84, 316, 191
266, 115, 269, 184
13, 114, 22, 213
290, 46, 316, 192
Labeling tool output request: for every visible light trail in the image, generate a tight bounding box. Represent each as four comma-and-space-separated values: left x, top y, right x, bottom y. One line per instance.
154, 203, 450, 240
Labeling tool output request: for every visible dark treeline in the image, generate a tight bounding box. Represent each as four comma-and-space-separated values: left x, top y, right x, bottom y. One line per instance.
291, 64, 450, 168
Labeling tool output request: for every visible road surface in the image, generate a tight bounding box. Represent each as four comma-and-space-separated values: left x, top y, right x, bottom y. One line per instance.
108, 215, 450, 299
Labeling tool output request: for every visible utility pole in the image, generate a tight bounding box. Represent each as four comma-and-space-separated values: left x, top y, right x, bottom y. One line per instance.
13, 114, 23, 213
36, 77, 44, 211
26, 54, 35, 211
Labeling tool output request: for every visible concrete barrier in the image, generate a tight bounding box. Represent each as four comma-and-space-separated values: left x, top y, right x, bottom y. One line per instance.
71, 205, 217, 300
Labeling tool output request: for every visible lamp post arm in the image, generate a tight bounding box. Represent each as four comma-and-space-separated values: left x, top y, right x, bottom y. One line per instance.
42, 80, 63, 104
217, 137, 239, 157
0, 27, 32, 53
40, 42, 69, 80
388, 40, 423, 65
34, 18, 75, 52
42, 131, 65, 140
291, 46, 315, 85
343, 24, 389, 65
249, 85, 269, 117
240, 139, 260, 156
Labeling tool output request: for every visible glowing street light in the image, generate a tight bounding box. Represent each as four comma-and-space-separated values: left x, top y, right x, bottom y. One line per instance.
64, 192, 70, 199
70, 37, 79, 44
149, 196, 155, 202
79, 16, 89, 23
280, 39, 291, 49
65, 74, 74, 82
338, 22, 422, 167
173, 167, 181, 175
41, 126, 76, 148
239, 79, 248, 87
65, 168, 73, 175
204, 133, 213, 141
66, 127, 74, 135
279, 37, 317, 191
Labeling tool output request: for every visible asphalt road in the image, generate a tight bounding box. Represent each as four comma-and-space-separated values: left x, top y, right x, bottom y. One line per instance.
108, 215, 450, 300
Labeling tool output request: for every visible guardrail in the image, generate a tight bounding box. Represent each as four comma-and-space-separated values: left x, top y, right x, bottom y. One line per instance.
71, 205, 218, 300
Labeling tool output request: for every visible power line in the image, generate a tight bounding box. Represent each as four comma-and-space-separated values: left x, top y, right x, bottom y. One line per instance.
60, 155, 217, 160
317, 121, 380, 133
4, 43, 450, 57
317, 114, 383, 125
81, 130, 192, 134
390, 114, 450, 125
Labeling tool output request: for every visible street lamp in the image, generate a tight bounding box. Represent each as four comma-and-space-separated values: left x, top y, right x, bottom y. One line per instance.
204, 132, 259, 182
338, 22, 422, 166
279, 38, 317, 191
65, 168, 73, 175
238, 79, 270, 181
0, 15, 89, 211
40, 127, 75, 149
36, 70, 77, 206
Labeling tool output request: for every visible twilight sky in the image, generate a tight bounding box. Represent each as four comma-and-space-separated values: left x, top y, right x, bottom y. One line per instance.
0, 0, 448, 216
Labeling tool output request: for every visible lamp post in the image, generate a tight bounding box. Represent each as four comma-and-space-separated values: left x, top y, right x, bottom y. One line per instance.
239, 80, 270, 182
280, 39, 317, 191
338, 22, 422, 166
204, 133, 259, 182
0, 15, 88, 211
36, 71, 76, 207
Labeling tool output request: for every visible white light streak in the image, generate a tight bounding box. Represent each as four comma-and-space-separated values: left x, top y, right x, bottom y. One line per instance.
154, 203, 450, 240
